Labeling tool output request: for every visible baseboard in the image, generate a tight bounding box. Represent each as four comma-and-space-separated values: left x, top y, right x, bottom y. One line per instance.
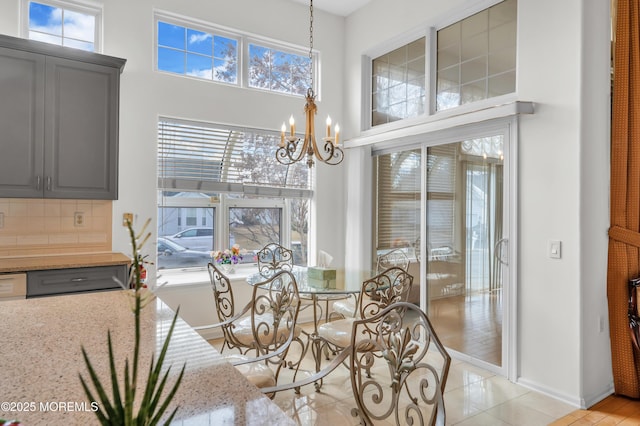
516, 377, 613, 409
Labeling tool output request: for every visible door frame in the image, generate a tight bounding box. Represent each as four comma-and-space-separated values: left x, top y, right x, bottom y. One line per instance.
415, 116, 518, 380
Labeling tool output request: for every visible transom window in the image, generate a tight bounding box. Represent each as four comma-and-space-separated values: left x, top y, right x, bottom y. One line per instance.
436, 0, 517, 110
23, 0, 101, 52
248, 43, 311, 96
155, 13, 315, 97
368, 0, 517, 127
372, 38, 426, 126
157, 21, 238, 84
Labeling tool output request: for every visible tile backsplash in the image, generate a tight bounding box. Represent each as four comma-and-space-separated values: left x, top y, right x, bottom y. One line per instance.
0, 199, 112, 256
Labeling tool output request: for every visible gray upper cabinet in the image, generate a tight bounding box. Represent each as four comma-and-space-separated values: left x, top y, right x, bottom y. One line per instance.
0, 34, 125, 200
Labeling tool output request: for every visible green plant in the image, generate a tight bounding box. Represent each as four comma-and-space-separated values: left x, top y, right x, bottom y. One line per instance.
79, 218, 185, 425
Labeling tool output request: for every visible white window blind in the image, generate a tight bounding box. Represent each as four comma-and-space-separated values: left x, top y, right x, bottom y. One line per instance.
426, 144, 457, 249
158, 118, 312, 198
376, 149, 421, 250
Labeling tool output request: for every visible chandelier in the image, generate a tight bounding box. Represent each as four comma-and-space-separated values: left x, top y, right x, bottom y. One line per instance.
276, 0, 344, 168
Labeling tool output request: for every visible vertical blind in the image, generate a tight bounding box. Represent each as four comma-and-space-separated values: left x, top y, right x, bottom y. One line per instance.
158, 118, 312, 198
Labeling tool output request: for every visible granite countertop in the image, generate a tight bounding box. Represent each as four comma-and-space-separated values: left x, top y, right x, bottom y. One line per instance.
0, 252, 131, 273
0, 290, 294, 425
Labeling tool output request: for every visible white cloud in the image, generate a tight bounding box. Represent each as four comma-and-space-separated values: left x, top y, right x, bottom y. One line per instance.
31, 7, 95, 43
189, 33, 212, 45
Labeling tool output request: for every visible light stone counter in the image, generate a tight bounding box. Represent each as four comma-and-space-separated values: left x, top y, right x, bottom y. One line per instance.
0, 252, 131, 273
0, 290, 294, 425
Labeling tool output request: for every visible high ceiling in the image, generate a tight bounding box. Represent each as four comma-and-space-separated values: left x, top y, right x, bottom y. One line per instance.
288, 0, 372, 17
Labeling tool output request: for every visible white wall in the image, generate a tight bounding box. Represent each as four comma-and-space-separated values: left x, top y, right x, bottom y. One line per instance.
342, 0, 611, 408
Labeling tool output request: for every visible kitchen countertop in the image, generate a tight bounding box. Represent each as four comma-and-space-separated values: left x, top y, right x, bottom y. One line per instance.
0, 290, 294, 425
0, 252, 131, 273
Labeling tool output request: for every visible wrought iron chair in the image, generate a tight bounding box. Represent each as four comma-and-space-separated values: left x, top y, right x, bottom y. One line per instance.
313, 267, 413, 383
349, 302, 450, 426
331, 249, 411, 320
224, 269, 305, 395
206, 262, 255, 355
256, 242, 294, 277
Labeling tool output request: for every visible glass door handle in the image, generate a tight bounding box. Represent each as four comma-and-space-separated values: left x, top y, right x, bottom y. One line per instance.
495, 238, 509, 266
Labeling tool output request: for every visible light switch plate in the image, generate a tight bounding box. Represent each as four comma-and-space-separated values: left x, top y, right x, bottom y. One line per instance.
549, 240, 562, 259
0, 212, 3, 228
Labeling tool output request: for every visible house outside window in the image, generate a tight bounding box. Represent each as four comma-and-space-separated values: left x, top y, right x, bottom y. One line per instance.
157, 118, 311, 282
22, 0, 101, 52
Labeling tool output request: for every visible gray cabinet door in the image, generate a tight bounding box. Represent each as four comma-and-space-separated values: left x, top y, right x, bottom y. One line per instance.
44, 57, 119, 199
0, 47, 45, 197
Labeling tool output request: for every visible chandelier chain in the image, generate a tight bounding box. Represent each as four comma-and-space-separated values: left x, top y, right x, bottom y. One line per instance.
309, 0, 314, 90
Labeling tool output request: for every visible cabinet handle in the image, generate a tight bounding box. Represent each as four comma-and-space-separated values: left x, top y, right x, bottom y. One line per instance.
36, 176, 41, 190
46, 176, 52, 191
71, 277, 89, 282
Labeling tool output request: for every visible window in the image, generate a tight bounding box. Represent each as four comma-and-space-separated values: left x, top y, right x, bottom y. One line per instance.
157, 20, 238, 84
248, 43, 311, 96
24, 0, 101, 52
154, 12, 315, 97
157, 118, 311, 279
436, 0, 517, 110
372, 38, 426, 126
368, 0, 517, 126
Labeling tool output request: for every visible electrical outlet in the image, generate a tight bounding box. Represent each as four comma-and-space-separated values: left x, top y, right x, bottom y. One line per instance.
122, 213, 133, 226
74, 212, 84, 227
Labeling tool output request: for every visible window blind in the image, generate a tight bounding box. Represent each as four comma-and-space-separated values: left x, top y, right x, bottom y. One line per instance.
376, 149, 421, 250
426, 145, 457, 249
158, 118, 312, 198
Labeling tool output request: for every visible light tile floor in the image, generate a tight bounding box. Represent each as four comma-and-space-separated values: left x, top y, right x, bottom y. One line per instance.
268, 347, 576, 426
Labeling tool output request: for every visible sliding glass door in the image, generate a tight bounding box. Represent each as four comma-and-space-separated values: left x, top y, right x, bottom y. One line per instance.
425, 136, 506, 368
374, 128, 512, 371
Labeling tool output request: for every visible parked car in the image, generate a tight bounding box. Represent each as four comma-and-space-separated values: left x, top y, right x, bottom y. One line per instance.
166, 227, 214, 252
157, 237, 211, 269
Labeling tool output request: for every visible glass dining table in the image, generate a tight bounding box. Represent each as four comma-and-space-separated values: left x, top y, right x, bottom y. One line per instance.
246, 266, 376, 334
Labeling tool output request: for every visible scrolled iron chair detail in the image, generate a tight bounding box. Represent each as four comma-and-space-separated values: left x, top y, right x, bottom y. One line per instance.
314, 266, 413, 385
256, 242, 294, 277
349, 302, 450, 426
225, 268, 305, 395
207, 262, 255, 355
332, 248, 412, 320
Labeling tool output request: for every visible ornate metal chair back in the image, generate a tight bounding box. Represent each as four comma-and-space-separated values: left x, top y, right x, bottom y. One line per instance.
251, 269, 301, 364
257, 242, 294, 277
208, 262, 236, 323
359, 266, 413, 320
349, 302, 450, 426
377, 248, 411, 273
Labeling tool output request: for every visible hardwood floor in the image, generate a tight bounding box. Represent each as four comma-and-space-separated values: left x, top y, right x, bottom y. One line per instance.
551, 394, 640, 425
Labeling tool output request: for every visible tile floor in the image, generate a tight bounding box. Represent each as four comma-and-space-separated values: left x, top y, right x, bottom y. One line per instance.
268, 352, 576, 426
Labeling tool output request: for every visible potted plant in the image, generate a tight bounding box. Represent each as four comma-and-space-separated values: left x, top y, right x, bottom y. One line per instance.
79, 218, 185, 425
